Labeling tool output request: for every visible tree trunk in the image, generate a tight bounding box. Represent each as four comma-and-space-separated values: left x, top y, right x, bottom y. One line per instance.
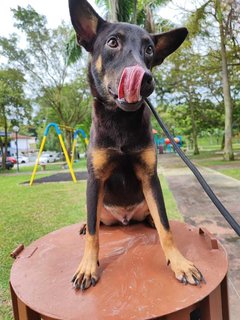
221, 132, 225, 150
189, 96, 199, 155
0, 137, 3, 157
109, 0, 119, 22
215, 0, 234, 160
132, 0, 137, 24
2, 113, 8, 170
65, 130, 72, 159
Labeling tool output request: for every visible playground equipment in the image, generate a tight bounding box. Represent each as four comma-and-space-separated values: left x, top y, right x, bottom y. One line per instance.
10, 221, 229, 319
71, 128, 89, 166
165, 137, 181, 145
29, 123, 77, 186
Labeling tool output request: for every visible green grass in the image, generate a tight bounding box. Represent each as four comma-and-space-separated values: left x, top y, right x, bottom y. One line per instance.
188, 150, 221, 160
193, 157, 240, 167
196, 136, 240, 151
0, 172, 181, 319
218, 169, 240, 180
0, 175, 86, 319
188, 150, 240, 181
0, 159, 87, 175
160, 174, 182, 221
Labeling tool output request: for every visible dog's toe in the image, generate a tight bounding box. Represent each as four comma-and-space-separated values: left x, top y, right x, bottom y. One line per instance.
167, 248, 205, 286
72, 259, 99, 291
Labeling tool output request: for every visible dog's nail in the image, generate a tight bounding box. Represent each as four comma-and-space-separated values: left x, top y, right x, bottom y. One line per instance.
194, 266, 206, 284
193, 275, 200, 286
72, 280, 80, 290
97, 260, 100, 267
91, 278, 96, 287
181, 275, 188, 285
80, 279, 86, 291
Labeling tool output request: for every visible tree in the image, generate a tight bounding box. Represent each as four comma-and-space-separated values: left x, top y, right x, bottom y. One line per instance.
154, 42, 224, 154
0, 6, 90, 154
185, 0, 238, 160
214, 0, 234, 160
96, 0, 169, 31
0, 68, 30, 169
36, 74, 91, 153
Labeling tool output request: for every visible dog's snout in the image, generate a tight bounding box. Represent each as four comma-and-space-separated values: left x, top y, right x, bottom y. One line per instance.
143, 72, 153, 84
140, 71, 154, 98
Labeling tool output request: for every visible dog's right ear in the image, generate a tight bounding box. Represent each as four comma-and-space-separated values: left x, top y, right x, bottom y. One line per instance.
69, 0, 105, 52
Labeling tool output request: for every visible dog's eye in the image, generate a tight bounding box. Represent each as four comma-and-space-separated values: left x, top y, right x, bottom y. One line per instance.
107, 37, 119, 48
146, 45, 154, 56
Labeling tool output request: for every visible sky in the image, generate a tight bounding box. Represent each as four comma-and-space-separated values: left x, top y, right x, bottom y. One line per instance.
0, 0, 194, 38
0, 0, 99, 37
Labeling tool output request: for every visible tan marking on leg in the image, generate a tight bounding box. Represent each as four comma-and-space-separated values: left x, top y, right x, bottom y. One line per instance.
73, 184, 104, 290
136, 168, 203, 285
95, 56, 102, 73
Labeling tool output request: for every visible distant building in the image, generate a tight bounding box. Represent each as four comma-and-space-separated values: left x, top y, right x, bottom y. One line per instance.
9, 133, 37, 156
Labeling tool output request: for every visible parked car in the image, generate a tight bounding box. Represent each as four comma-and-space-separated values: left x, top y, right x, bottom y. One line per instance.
7, 156, 17, 164
0, 158, 14, 170
39, 153, 55, 164
56, 152, 64, 161
17, 155, 29, 164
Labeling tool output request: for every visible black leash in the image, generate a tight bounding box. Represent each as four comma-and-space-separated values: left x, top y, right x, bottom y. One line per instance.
145, 98, 240, 236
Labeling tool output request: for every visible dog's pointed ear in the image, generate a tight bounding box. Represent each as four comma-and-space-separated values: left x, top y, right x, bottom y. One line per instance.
68, 0, 106, 52
151, 28, 188, 67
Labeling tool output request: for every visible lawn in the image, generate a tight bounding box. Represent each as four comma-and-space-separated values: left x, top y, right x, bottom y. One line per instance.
217, 168, 240, 180
0, 173, 181, 319
0, 158, 87, 175
0, 175, 86, 319
188, 150, 240, 181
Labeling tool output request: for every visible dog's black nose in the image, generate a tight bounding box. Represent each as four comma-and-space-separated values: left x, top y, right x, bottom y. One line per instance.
140, 71, 154, 98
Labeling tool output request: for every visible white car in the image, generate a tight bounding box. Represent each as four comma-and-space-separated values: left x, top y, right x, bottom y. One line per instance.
18, 155, 29, 164
39, 153, 55, 164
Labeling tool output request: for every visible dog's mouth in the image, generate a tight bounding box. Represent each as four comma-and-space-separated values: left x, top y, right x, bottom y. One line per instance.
108, 88, 143, 112
109, 65, 146, 112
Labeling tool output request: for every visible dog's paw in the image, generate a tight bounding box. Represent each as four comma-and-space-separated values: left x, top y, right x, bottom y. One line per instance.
167, 249, 205, 286
72, 256, 99, 291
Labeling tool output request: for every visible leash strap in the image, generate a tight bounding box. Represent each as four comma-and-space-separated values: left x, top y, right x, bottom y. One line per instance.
145, 98, 240, 236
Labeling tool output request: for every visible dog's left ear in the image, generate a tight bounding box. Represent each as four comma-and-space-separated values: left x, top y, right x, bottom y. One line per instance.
151, 28, 188, 67
69, 0, 106, 52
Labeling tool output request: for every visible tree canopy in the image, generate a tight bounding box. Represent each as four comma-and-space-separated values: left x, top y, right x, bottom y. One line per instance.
0, 0, 239, 160
0, 5, 91, 154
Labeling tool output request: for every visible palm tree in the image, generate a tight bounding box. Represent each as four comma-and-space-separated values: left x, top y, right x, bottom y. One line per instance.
96, 0, 169, 31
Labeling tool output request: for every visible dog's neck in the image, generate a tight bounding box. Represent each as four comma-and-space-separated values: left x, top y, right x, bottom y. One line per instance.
91, 97, 153, 150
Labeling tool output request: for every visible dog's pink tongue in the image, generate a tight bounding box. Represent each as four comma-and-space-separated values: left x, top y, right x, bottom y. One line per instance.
118, 65, 145, 103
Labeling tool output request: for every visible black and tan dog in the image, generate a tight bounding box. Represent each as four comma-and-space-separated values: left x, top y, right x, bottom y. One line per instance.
69, 0, 204, 290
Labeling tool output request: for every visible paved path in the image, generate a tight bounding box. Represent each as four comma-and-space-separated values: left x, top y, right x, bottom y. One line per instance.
158, 153, 240, 320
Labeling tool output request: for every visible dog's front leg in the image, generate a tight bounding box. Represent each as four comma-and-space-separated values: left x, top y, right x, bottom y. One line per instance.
143, 173, 203, 284
136, 151, 203, 285
72, 173, 103, 290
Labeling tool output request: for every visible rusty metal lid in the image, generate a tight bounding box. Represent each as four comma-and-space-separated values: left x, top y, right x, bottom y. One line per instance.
10, 221, 228, 320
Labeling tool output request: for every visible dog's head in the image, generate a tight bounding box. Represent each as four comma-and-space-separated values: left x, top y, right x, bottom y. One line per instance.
69, 0, 188, 112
